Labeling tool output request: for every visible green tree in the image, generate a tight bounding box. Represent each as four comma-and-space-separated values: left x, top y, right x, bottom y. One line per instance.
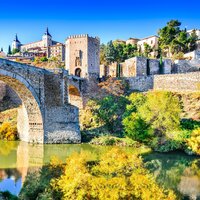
123, 93, 150, 142
158, 20, 198, 57
158, 20, 182, 56
40, 57, 48, 62
188, 30, 198, 52
12, 48, 20, 55
124, 44, 137, 59
123, 91, 181, 142
115, 43, 126, 63
94, 95, 128, 134
105, 41, 117, 64
8, 45, 12, 55
100, 44, 107, 65
144, 43, 153, 57
123, 113, 152, 142
139, 91, 181, 135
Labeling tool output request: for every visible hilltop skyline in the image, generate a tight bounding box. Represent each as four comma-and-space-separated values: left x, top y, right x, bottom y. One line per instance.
0, 0, 200, 52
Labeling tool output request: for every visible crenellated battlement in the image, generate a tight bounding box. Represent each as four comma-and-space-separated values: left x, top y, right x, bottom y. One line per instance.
66, 34, 100, 41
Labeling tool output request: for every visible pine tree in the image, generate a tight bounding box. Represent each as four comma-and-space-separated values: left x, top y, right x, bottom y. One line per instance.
8, 45, 11, 55
105, 41, 117, 64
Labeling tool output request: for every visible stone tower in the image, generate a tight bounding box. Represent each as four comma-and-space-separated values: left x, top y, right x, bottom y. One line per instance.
42, 27, 53, 47
12, 34, 21, 51
65, 34, 100, 78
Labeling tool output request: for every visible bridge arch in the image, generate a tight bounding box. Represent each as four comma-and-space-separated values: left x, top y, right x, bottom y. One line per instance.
0, 68, 44, 143
68, 84, 83, 109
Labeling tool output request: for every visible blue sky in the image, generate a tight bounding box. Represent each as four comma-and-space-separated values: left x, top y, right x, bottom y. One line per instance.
0, 0, 199, 52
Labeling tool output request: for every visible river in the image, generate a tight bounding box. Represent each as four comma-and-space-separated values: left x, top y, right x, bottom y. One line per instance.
0, 141, 200, 199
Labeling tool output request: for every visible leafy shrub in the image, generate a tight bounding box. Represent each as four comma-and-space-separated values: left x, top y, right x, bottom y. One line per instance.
139, 91, 181, 135
172, 52, 185, 60
51, 148, 176, 200
152, 139, 183, 152
0, 191, 18, 200
40, 57, 48, 62
79, 100, 101, 131
187, 128, 200, 155
94, 95, 128, 135
123, 91, 181, 145
89, 135, 140, 147
123, 113, 152, 142
0, 122, 18, 141
180, 119, 200, 130
123, 92, 146, 117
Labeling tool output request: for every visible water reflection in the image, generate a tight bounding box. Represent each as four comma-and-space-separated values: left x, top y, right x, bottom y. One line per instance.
144, 152, 200, 200
0, 168, 21, 195
1, 141, 200, 199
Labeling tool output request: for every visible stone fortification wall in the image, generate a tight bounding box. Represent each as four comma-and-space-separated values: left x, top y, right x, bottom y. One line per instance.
126, 76, 153, 92
154, 72, 200, 92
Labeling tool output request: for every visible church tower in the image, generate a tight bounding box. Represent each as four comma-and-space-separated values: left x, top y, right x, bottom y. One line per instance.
12, 34, 21, 51
42, 27, 53, 47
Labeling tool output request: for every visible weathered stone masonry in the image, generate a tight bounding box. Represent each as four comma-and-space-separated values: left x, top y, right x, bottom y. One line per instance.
0, 58, 81, 144
127, 72, 200, 92
154, 72, 200, 92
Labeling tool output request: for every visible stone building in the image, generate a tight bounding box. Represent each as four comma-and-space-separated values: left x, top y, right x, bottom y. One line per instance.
113, 39, 126, 45
12, 34, 21, 50
20, 28, 56, 52
65, 34, 100, 78
100, 56, 172, 78
187, 29, 200, 50
47, 43, 65, 61
137, 35, 159, 57
126, 38, 140, 46
11, 28, 64, 61
187, 29, 200, 40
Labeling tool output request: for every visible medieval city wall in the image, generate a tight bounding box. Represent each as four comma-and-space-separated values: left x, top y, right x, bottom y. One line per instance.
126, 72, 200, 92
126, 76, 154, 91
153, 72, 200, 92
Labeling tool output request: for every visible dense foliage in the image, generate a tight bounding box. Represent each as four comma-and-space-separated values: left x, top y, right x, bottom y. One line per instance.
123, 91, 181, 141
0, 191, 18, 200
81, 90, 200, 154
187, 128, 200, 155
138, 91, 181, 135
0, 122, 18, 141
51, 148, 175, 200
158, 20, 198, 57
101, 41, 139, 65
94, 95, 128, 134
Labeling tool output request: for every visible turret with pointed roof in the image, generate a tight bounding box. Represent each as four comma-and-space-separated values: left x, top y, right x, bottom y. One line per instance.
14, 34, 20, 43
12, 34, 21, 50
42, 27, 53, 47
44, 27, 52, 37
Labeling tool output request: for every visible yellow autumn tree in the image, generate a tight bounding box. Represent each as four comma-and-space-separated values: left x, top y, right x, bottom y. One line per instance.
51, 148, 176, 200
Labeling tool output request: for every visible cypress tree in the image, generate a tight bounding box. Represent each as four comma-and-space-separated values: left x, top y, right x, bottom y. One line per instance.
8, 45, 11, 55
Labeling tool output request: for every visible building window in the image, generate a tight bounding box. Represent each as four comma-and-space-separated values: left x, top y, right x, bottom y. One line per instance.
75, 68, 81, 77
75, 57, 81, 66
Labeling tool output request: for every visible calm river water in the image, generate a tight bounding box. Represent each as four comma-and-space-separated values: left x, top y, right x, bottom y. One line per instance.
0, 141, 200, 199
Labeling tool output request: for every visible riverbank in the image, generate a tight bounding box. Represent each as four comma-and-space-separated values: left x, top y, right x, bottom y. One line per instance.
80, 88, 200, 156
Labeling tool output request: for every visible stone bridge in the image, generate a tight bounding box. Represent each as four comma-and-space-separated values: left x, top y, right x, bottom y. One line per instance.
0, 58, 81, 144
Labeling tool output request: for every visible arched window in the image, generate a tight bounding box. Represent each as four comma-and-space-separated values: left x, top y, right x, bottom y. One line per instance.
75, 68, 81, 77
